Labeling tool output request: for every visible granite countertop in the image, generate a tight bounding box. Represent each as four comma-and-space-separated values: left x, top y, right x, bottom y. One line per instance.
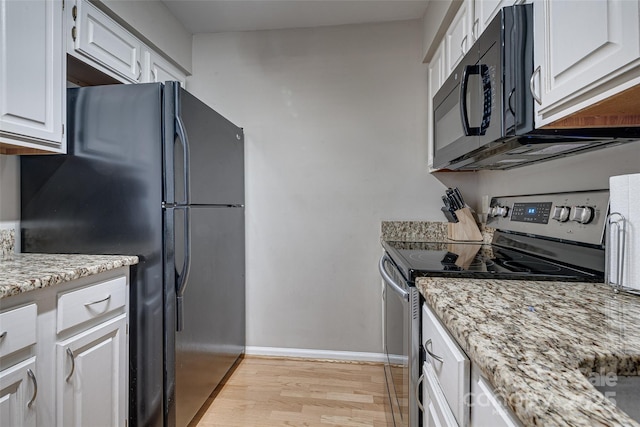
0, 253, 139, 300
417, 277, 640, 427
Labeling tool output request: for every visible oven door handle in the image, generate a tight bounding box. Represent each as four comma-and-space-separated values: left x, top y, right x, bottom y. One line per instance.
379, 255, 409, 301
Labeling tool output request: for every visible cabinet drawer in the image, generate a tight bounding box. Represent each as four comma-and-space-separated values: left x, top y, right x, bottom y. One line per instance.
57, 276, 126, 334
422, 303, 469, 426
0, 304, 37, 359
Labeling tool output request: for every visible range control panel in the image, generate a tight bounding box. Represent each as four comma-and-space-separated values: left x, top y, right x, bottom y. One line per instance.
486, 190, 609, 245
511, 202, 553, 224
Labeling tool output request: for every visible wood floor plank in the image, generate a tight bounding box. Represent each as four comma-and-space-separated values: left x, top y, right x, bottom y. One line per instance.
191, 356, 392, 427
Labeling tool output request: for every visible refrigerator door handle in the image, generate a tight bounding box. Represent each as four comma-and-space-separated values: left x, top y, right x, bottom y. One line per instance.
174, 82, 191, 206
175, 205, 192, 331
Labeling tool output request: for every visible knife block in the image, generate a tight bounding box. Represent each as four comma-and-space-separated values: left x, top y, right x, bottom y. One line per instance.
448, 207, 483, 242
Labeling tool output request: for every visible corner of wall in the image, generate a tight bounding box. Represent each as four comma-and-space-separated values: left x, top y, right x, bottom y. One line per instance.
0, 154, 20, 252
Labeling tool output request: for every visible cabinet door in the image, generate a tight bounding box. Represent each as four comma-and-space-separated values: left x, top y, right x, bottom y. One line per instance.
422, 363, 459, 427
70, 0, 142, 83
474, 0, 522, 40
471, 370, 522, 427
534, 0, 640, 125
57, 315, 127, 427
0, 358, 37, 427
0, 0, 65, 152
445, 0, 473, 74
143, 50, 187, 88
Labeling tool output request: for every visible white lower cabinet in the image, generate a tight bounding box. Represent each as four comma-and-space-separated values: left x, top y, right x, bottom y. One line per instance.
0, 358, 37, 427
422, 361, 459, 427
0, 268, 129, 426
422, 303, 470, 426
0, 302, 38, 426
420, 303, 522, 427
57, 315, 127, 427
470, 365, 522, 427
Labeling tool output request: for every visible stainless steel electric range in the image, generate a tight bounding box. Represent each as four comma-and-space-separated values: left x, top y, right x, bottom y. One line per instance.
379, 190, 609, 427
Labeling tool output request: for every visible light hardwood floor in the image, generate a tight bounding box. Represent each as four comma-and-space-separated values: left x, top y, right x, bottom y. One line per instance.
191, 356, 392, 427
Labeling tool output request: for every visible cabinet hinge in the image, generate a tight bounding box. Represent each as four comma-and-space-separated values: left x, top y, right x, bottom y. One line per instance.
62, 124, 65, 136
62, 0, 65, 10
126, 324, 129, 335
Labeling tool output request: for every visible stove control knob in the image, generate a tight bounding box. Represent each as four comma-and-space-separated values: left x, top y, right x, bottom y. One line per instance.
552, 206, 570, 222
494, 206, 509, 218
570, 206, 595, 224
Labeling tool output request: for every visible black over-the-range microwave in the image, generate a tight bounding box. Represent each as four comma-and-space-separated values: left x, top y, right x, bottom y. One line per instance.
432, 4, 640, 171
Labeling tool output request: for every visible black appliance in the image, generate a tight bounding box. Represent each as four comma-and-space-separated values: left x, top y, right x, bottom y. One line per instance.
432, 4, 640, 171
380, 190, 609, 427
20, 82, 246, 427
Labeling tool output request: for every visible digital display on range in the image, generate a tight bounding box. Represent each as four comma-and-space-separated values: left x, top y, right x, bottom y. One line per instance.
511, 202, 552, 224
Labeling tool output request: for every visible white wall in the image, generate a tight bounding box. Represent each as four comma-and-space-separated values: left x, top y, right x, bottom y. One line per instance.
0, 155, 20, 244
189, 20, 448, 353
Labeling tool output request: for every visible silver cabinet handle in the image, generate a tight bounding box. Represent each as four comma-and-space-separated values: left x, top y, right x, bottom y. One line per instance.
425, 339, 443, 363
27, 369, 37, 408
84, 294, 111, 307
0, 331, 6, 340
460, 35, 468, 55
472, 18, 479, 41
65, 348, 75, 382
137, 60, 142, 81
416, 373, 425, 412
152, 68, 157, 82
530, 66, 542, 105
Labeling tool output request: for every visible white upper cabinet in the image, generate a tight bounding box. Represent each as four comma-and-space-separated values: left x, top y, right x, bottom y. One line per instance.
445, 0, 474, 74
0, 0, 65, 154
474, 0, 523, 38
66, 0, 187, 86
533, 0, 640, 126
68, 0, 143, 83
143, 49, 187, 87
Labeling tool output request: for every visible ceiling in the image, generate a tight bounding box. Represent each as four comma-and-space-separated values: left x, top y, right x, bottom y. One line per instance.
161, 0, 431, 34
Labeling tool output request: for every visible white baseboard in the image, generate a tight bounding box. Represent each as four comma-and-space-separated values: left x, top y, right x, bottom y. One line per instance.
245, 346, 386, 363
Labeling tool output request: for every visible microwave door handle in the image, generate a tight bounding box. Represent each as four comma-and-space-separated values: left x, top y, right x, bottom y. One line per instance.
459, 65, 482, 136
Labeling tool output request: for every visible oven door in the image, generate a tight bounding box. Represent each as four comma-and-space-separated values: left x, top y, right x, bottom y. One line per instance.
380, 254, 420, 427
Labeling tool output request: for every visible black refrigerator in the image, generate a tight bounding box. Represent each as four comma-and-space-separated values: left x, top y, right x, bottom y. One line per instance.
20, 82, 246, 427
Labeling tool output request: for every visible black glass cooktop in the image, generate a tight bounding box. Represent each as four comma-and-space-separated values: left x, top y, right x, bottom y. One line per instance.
382, 237, 604, 284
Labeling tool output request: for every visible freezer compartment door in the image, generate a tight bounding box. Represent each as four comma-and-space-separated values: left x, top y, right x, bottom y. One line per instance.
166, 82, 245, 206
172, 206, 245, 427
